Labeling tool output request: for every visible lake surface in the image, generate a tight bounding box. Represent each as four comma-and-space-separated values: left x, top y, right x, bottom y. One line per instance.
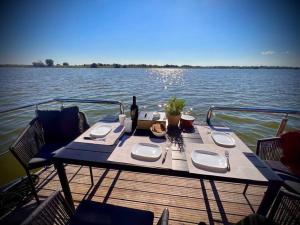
0, 67, 299, 185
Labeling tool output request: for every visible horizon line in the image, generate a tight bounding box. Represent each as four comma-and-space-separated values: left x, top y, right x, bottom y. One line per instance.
0, 63, 299, 69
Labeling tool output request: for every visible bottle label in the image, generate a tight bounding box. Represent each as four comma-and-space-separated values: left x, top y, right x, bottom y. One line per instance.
131, 109, 136, 119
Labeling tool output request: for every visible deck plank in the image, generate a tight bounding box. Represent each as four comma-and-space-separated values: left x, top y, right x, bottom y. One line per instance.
6, 165, 266, 225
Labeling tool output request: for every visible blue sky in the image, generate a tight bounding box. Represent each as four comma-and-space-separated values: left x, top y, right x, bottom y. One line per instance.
0, 0, 299, 66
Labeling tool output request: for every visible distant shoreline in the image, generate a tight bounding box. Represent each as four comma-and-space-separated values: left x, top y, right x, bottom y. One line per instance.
0, 64, 299, 69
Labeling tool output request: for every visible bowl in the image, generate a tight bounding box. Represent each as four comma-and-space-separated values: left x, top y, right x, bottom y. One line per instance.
180, 115, 195, 128
150, 123, 166, 137
152, 111, 160, 120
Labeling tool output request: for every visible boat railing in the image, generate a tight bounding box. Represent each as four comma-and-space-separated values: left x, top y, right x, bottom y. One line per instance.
206, 106, 300, 136
0, 98, 124, 114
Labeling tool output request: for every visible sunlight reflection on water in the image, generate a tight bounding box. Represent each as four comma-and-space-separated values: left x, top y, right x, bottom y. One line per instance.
149, 68, 185, 90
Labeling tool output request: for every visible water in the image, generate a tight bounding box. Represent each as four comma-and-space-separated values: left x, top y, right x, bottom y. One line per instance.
0, 67, 300, 185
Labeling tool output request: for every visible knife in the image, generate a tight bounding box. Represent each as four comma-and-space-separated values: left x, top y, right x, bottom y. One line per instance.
162, 148, 169, 164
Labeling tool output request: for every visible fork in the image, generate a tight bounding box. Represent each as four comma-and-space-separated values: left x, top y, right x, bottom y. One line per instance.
225, 150, 230, 171
162, 147, 169, 164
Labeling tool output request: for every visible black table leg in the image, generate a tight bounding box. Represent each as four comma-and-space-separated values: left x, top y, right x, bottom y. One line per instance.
257, 180, 281, 216
54, 162, 75, 210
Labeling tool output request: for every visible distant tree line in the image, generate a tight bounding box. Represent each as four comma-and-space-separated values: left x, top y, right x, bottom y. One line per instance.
0, 60, 298, 70
32, 59, 70, 67
86, 63, 300, 69
32, 60, 45, 67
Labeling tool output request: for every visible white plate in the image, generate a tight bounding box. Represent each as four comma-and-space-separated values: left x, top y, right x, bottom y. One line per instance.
191, 150, 227, 173
211, 131, 235, 147
131, 143, 162, 161
90, 125, 112, 138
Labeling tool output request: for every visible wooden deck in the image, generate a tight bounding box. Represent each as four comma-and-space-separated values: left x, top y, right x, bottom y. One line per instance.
5, 165, 267, 225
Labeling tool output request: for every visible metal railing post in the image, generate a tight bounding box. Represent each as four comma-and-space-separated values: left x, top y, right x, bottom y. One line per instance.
276, 114, 289, 137
206, 107, 213, 125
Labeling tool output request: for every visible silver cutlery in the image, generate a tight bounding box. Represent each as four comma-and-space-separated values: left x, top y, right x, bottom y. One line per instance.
225, 150, 230, 171
84, 136, 106, 141
162, 147, 170, 164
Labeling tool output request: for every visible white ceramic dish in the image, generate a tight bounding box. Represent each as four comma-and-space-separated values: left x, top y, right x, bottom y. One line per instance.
152, 112, 160, 120
191, 150, 228, 173
211, 131, 236, 147
150, 123, 166, 137
150, 127, 166, 137
90, 125, 112, 138
131, 143, 162, 161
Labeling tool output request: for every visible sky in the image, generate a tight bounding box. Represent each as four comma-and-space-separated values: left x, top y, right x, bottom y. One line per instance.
0, 0, 300, 66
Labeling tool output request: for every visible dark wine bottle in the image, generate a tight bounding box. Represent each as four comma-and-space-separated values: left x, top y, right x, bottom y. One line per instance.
130, 96, 139, 132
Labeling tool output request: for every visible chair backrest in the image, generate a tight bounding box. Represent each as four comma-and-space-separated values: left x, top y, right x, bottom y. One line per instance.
256, 137, 282, 161
10, 118, 45, 169
268, 189, 300, 225
36, 106, 90, 144
36, 106, 80, 144
21, 191, 75, 225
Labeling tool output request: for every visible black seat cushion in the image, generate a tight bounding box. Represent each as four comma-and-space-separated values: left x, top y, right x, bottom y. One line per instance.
36, 109, 61, 143
284, 180, 300, 194
265, 160, 300, 194
36, 106, 80, 144
69, 201, 154, 225
60, 106, 80, 142
265, 160, 292, 174
28, 143, 66, 169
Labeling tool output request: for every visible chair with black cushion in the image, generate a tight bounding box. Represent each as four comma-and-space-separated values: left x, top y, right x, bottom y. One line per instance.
243, 135, 300, 196
267, 189, 300, 225
21, 191, 169, 225
10, 106, 93, 204
197, 189, 300, 225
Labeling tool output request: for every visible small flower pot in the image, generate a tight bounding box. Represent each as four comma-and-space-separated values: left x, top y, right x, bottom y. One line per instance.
180, 115, 195, 129
167, 115, 181, 127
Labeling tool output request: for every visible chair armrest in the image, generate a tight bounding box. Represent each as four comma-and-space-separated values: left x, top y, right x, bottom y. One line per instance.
256, 137, 282, 161
156, 208, 169, 225
10, 118, 45, 169
21, 191, 75, 225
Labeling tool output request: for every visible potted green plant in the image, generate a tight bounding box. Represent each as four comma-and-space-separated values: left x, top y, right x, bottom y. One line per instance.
165, 97, 186, 127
